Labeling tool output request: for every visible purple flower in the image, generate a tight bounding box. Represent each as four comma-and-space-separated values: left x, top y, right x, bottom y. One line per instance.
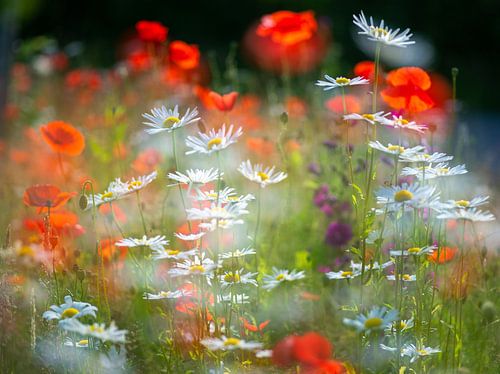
325, 221, 353, 248
308, 162, 322, 175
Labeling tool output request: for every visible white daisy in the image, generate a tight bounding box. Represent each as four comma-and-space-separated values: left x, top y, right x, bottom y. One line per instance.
42, 295, 97, 322
316, 75, 369, 91
401, 344, 441, 363
174, 231, 207, 241
390, 245, 436, 257
437, 196, 490, 210
326, 270, 361, 280
344, 112, 389, 125
216, 293, 251, 304
401, 163, 467, 180
150, 247, 198, 261
220, 269, 258, 288
376, 183, 439, 211
168, 168, 222, 187
369, 141, 425, 156
343, 306, 399, 334
386, 274, 417, 282
385, 318, 414, 334
353, 11, 414, 48
84, 178, 129, 209
168, 254, 218, 277
437, 208, 495, 222
143, 290, 188, 300
262, 268, 305, 290
256, 349, 273, 358
350, 260, 393, 272
186, 202, 249, 221
125, 170, 157, 193
398, 151, 453, 164
115, 235, 168, 249
60, 319, 127, 344
185, 124, 243, 155
219, 247, 256, 260
238, 160, 287, 188
201, 336, 262, 351
142, 105, 200, 134
64, 337, 90, 348
199, 218, 245, 231
381, 115, 427, 133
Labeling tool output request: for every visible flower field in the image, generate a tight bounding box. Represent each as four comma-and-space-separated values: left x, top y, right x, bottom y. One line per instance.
0, 8, 499, 374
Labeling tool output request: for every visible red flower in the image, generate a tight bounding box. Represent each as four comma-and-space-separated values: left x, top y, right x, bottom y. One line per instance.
40, 120, 85, 156
429, 246, 457, 264
293, 332, 332, 366
23, 184, 76, 210
169, 41, 200, 70
127, 50, 152, 72
354, 61, 376, 80
381, 67, 435, 113
257, 10, 318, 46
135, 20, 168, 43
325, 95, 362, 114
241, 318, 270, 333
208, 91, 238, 112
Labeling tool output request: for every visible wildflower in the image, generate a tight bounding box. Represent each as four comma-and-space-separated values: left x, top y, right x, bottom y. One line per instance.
428, 247, 457, 264
142, 105, 200, 134
390, 245, 436, 257
242, 318, 271, 333
386, 274, 417, 282
398, 151, 453, 164
220, 269, 258, 288
344, 111, 389, 125
136, 20, 168, 43
437, 207, 495, 222
350, 260, 393, 272
401, 163, 467, 180
369, 141, 424, 156
201, 336, 262, 351
325, 270, 361, 280
194, 187, 254, 204
316, 75, 369, 91
150, 246, 197, 261
143, 290, 188, 300
262, 268, 305, 290
64, 337, 89, 348
186, 201, 249, 221
168, 40, 200, 70
185, 124, 243, 155
381, 67, 434, 113
42, 295, 97, 322
401, 344, 441, 363
24, 184, 76, 210
325, 221, 353, 248
343, 306, 398, 334
353, 11, 414, 47
168, 168, 222, 187
256, 10, 317, 45
238, 160, 287, 188
376, 183, 439, 211
381, 115, 427, 133
199, 218, 245, 231
208, 91, 238, 111
438, 196, 490, 210
385, 318, 414, 333
60, 319, 127, 343
354, 60, 377, 81
126, 170, 158, 192
40, 120, 85, 156
217, 293, 251, 304
219, 247, 256, 260
83, 178, 129, 209
115, 235, 168, 249
174, 231, 206, 241
256, 349, 273, 358
325, 95, 361, 114
168, 254, 218, 277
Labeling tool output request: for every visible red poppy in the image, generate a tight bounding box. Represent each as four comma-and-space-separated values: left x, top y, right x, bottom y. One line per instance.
354, 61, 376, 80
132, 148, 162, 174
293, 332, 332, 366
194, 85, 218, 110
381, 67, 435, 113
208, 91, 238, 112
127, 50, 152, 72
325, 95, 362, 114
241, 318, 270, 333
65, 69, 102, 91
246, 137, 275, 157
286, 96, 308, 119
429, 246, 457, 264
40, 120, 85, 156
23, 184, 76, 210
169, 41, 200, 70
256, 10, 318, 46
135, 20, 168, 43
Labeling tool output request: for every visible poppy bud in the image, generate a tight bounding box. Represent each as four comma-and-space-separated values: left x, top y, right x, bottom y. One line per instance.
79, 195, 88, 210
280, 111, 288, 125
481, 300, 496, 323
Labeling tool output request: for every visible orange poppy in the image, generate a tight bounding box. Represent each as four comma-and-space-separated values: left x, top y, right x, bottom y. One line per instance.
169, 40, 200, 70
429, 246, 457, 264
286, 96, 308, 119
241, 318, 270, 332
40, 120, 85, 156
381, 66, 435, 113
246, 137, 275, 157
194, 85, 218, 110
135, 20, 168, 43
256, 10, 318, 46
208, 91, 238, 112
325, 95, 362, 114
127, 50, 152, 72
354, 61, 376, 80
23, 184, 76, 210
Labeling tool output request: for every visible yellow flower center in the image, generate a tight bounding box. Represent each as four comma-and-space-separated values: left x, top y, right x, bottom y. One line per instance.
335, 77, 350, 85
456, 200, 470, 207
18, 245, 34, 257
189, 265, 205, 273
61, 307, 80, 319
102, 191, 114, 199
438, 167, 450, 174
224, 272, 241, 283
276, 273, 286, 281
257, 171, 269, 181
370, 26, 389, 36
362, 114, 375, 121
224, 338, 241, 346
159, 291, 170, 297
387, 145, 405, 153
364, 317, 383, 329
407, 247, 421, 254
167, 249, 180, 256
128, 180, 143, 190
77, 339, 89, 346
163, 116, 180, 127
341, 271, 353, 278
89, 325, 104, 333
399, 321, 407, 329
402, 274, 412, 281
207, 137, 223, 149
394, 189, 414, 202
418, 349, 428, 356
